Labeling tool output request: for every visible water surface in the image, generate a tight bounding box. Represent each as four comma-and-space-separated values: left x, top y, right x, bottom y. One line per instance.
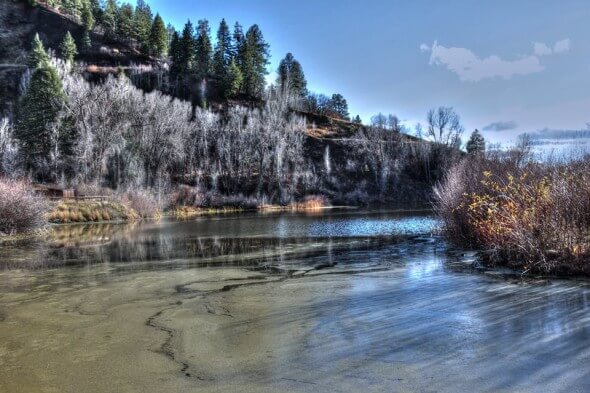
0, 210, 588, 392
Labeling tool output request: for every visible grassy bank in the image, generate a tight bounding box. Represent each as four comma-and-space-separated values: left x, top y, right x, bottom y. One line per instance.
47, 200, 140, 224
435, 154, 590, 276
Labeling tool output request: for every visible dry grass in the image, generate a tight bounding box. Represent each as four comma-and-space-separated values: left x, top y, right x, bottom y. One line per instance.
47, 200, 139, 224
173, 205, 244, 219
259, 195, 331, 212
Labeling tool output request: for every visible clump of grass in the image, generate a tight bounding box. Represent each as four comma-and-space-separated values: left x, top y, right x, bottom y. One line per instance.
47, 200, 139, 224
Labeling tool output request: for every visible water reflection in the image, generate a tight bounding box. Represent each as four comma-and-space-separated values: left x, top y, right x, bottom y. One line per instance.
0, 210, 436, 271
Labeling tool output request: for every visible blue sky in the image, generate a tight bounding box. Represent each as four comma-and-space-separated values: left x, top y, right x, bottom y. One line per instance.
147, 0, 590, 145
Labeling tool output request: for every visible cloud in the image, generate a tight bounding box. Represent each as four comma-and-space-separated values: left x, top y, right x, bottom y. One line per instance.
534, 42, 552, 56
421, 39, 571, 82
424, 41, 543, 82
483, 121, 518, 132
533, 38, 571, 56
553, 38, 570, 54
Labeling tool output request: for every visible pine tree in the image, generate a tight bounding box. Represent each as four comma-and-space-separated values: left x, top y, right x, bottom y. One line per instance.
134, 0, 153, 51
466, 129, 485, 154
117, 3, 135, 40
239, 25, 269, 98
166, 23, 176, 48
89, 0, 103, 25
194, 19, 212, 79
224, 58, 243, 98
169, 30, 181, 75
353, 115, 362, 124
102, 0, 118, 38
15, 63, 66, 177
213, 19, 232, 81
62, 0, 83, 19
149, 13, 168, 58
277, 52, 307, 97
232, 22, 244, 59
59, 31, 78, 63
81, 0, 95, 31
82, 30, 92, 49
175, 20, 195, 75
329, 94, 349, 120
28, 33, 50, 69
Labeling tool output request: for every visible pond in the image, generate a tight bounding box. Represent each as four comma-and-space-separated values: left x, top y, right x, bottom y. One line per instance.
0, 210, 589, 392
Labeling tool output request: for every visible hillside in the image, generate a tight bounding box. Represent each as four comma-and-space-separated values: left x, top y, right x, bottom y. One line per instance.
0, 0, 157, 113
1, 0, 454, 208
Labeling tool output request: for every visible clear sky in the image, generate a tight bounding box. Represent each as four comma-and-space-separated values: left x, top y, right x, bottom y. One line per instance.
147, 0, 590, 145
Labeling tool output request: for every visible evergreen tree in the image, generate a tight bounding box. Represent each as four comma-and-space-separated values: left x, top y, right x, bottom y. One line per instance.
28, 33, 50, 69
59, 31, 78, 63
62, 0, 83, 19
148, 13, 168, 58
15, 63, 66, 178
329, 94, 349, 120
239, 25, 269, 98
134, 0, 153, 50
117, 3, 135, 40
166, 23, 176, 47
102, 0, 118, 37
213, 19, 232, 81
82, 30, 92, 49
81, 0, 95, 31
194, 19, 212, 79
224, 58, 243, 98
466, 129, 486, 154
277, 52, 307, 97
353, 115, 362, 124
232, 22, 244, 59
89, 0, 103, 25
175, 20, 195, 75
169, 30, 181, 75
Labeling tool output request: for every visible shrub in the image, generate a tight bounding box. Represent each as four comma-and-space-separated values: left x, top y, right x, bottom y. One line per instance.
118, 189, 161, 219
0, 179, 48, 235
435, 154, 590, 275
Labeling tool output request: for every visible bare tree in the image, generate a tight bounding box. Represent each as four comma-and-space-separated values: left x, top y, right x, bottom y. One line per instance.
0, 118, 17, 175
426, 106, 464, 146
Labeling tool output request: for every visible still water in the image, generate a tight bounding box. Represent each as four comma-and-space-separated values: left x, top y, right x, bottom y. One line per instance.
0, 211, 588, 392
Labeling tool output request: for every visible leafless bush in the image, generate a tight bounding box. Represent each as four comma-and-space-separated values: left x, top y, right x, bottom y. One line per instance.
118, 189, 161, 218
0, 179, 48, 235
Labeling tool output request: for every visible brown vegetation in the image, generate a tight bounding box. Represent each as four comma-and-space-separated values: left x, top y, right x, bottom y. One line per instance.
47, 200, 139, 224
435, 153, 590, 275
